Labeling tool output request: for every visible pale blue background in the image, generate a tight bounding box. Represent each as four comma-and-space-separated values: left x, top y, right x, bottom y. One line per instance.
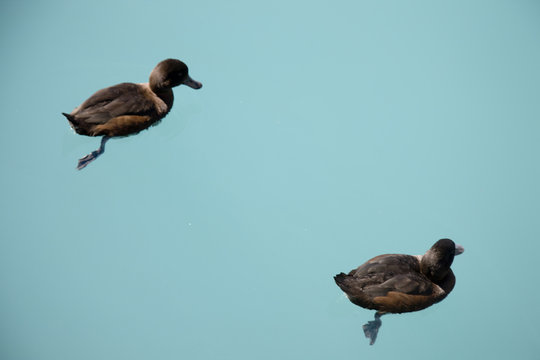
1, 1, 539, 359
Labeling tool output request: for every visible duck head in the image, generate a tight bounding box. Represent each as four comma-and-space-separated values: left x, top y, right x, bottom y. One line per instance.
149, 59, 202, 92
420, 238, 464, 282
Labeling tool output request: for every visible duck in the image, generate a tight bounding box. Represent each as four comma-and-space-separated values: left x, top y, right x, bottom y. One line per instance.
62, 58, 202, 170
334, 238, 464, 345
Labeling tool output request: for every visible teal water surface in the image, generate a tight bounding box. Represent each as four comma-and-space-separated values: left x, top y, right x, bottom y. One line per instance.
1, 1, 540, 359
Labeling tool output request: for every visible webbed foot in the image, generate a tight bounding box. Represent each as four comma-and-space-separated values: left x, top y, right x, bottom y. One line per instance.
362, 312, 383, 345
77, 151, 100, 170
76, 136, 109, 170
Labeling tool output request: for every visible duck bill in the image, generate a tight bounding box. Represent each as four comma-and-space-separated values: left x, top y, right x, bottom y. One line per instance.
183, 76, 202, 89
454, 244, 465, 255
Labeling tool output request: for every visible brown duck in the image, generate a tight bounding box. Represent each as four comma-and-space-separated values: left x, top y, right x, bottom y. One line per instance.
63, 59, 202, 170
334, 238, 464, 345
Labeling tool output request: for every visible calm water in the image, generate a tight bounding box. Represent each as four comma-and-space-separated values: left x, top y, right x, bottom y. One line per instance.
1, 1, 540, 359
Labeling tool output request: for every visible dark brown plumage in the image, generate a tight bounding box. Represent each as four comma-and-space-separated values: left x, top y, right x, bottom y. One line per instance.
62, 59, 202, 170
334, 238, 464, 345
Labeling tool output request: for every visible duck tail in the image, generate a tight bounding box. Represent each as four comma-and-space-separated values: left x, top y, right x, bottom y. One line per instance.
334, 272, 351, 290
62, 112, 80, 127
62, 112, 74, 121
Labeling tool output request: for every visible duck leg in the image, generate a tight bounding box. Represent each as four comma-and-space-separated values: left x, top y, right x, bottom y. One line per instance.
77, 136, 110, 170
363, 311, 383, 345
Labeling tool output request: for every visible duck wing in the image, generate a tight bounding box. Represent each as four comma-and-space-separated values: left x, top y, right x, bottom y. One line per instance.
335, 254, 436, 311
365, 273, 434, 297
71, 83, 155, 125
349, 254, 420, 283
